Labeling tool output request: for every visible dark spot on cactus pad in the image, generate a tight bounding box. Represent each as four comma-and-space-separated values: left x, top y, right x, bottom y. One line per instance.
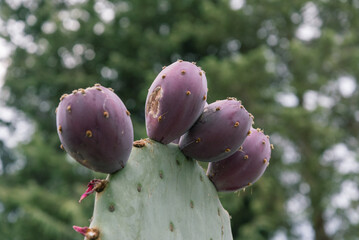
181, 70, 186, 75
200, 175, 203, 182
159, 170, 164, 179
108, 204, 115, 212
133, 140, 146, 148
162, 74, 166, 79
169, 222, 174, 232
247, 130, 251, 136
203, 95, 207, 100
176, 159, 181, 166
137, 183, 142, 192
146, 86, 162, 118
215, 107, 221, 111
190, 200, 194, 208
199, 71, 203, 76
218, 208, 221, 216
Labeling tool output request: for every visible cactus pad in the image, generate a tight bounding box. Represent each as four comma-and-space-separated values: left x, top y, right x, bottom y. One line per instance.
85, 139, 233, 240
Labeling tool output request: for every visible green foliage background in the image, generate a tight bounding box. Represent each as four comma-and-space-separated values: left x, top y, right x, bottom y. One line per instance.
0, 0, 359, 239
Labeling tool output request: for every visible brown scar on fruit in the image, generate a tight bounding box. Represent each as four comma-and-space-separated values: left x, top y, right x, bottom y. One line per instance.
146, 86, 163, 118
203, 95, 207, 100
263, 158, 268, 164
234, 122, 239, 127
103, 111, 109, 118
195, 137, 201, 143
58, 125, 62, 133
247, 130, 251, 136
126, 110, 131, 116
186, 91, 191, 95
225, 148, 231, 153
181, 70, 186, 75
243, 155, 249, 160
67, 105, 71, 112
162, 74, 166, 79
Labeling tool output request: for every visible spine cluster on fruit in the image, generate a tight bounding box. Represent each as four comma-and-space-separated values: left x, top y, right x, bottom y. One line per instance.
56, 60, 273, 240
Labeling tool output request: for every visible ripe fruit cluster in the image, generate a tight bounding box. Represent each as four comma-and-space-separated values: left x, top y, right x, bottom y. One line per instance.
56, 60, 272, 192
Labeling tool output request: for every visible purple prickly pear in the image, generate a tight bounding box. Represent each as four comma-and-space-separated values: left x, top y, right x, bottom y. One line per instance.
179, 98, 253, 162
206, 128, 272, 192
56, 84, 134, 173
145, 60, 207, 144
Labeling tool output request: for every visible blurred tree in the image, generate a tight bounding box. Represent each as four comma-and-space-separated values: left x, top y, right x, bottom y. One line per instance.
1, 0, 359, 239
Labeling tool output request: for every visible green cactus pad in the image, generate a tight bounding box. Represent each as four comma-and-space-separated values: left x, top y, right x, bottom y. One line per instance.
88, 139, 232, 240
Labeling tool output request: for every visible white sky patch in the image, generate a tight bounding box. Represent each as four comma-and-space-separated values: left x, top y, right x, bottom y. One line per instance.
325, 215, 342, 236
229, 0, 246, 10
270, 134, 301, 164
41, 21, 57, 34
303, 90, 336, 111
94, 0, 116, 23
271, 230, 288, 240
337, 75, 356, 98
275, 92, 299, 108
296, 2, 322, 41
292, 220, 315, 240
322, 143, 359, 174
280, 170, 301, 186
331, 180, 359, 209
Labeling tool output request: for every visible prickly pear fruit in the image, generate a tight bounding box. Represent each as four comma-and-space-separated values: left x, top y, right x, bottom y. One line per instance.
56, 84, 133, 173
145, 60, 207, 144
207, 128, 272, 192
82, 139, 233, 240
179, 98, 252, 162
